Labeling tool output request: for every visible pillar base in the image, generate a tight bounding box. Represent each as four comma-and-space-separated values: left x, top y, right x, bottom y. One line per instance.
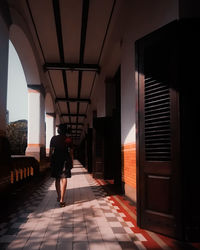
25, 144, 46, 162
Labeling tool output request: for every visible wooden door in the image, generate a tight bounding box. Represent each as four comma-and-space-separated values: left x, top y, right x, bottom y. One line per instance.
104, 68, 122, 185
93, 117, 105, 179
87, 128, 93, 173
136, 21, 182, 239
112, 68, 122, 186
104, 117, 114, 179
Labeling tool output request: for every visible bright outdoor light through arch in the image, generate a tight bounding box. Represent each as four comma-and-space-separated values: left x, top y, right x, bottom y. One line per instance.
6, 40, 28, 123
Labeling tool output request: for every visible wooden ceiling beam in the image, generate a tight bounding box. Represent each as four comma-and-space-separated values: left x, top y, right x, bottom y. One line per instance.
65, 123, 84, 126
52, 0, 72, 123
61, 113, 86, 118
44, 63, 100, 73
56, 98, 91, 104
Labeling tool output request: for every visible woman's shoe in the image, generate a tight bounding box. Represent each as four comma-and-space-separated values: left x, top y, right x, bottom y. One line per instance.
59, 201, 66, 207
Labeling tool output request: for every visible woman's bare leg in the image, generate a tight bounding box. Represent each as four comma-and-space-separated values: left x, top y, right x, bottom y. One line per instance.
60, 178, 67, 203
55, 178, 61, 201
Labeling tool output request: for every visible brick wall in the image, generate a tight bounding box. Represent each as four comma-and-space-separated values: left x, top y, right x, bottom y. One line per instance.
121, 143, 136, 188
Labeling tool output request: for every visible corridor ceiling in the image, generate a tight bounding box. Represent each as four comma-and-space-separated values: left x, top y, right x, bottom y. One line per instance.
9, 0, 117, 141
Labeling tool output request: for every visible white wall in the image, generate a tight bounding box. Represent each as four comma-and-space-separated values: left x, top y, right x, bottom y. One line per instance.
45, 115, 54, 153
45, 93, 55, 152
120, 0, 178, 145
88, 0, 178, 145
92, 73, 105, 117
90, 0, 123, 120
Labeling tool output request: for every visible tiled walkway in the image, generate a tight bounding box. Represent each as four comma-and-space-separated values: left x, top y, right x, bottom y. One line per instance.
0, 160, 200, 250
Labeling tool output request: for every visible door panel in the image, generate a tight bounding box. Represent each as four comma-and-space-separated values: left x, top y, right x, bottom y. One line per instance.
136, 21, 181, 238
146, 175, 171, 213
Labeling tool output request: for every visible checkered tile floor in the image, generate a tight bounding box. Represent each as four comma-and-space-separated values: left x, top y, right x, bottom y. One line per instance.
0, 160, 200, 250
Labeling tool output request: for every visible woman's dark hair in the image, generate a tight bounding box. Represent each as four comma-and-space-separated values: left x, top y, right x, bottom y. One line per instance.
58, 124, 68, 135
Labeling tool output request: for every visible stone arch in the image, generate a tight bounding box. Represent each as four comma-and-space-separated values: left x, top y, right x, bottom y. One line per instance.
9, 23, 45, 161
45, 92, 55, 114
55, 114, 60, 126
9, 24, 40, 86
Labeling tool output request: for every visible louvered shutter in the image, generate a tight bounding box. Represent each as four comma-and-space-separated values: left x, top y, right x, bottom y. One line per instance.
144, 76, 171, 161
136, 21, 182, 239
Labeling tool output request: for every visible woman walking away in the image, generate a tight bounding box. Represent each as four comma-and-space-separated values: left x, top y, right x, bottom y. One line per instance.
49, 124, 73, 207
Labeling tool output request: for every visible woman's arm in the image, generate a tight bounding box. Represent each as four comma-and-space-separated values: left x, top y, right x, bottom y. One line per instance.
49, 147, 55, 160
49, 136, 56, 161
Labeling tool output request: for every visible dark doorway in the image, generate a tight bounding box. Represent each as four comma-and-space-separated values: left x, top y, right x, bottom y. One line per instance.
87, 128, 93, 173
105, 68, 122, 187
92, 68, 122, 185
92, 116, 105, 179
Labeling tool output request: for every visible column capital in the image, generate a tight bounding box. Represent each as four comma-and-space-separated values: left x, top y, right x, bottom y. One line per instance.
46, 112, 56, 118
27, 84, 45, 96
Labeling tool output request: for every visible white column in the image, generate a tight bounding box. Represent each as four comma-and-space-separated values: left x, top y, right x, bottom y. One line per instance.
25, 87, 46, 161
45, 114, 55, 156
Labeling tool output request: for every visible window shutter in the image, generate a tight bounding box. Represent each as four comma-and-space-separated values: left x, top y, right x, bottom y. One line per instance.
144, 76, 171, 161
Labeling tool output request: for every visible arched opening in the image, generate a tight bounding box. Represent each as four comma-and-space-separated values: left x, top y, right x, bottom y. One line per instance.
6, 40, 28, 155
9, 24, 45, 161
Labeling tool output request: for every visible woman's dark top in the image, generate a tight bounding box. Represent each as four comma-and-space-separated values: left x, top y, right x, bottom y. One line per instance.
50, 134, 73, 178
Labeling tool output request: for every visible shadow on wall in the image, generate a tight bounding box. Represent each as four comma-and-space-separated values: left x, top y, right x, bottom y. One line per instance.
123, 124, 136, 146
